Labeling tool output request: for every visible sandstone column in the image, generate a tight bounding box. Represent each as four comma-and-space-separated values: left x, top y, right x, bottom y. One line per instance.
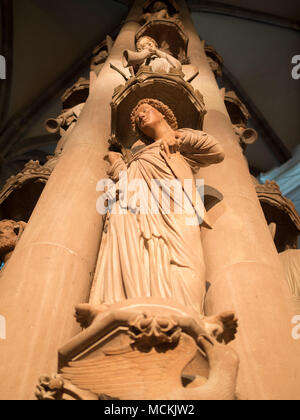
0, 1, 142, 400
179, 0, 300, 400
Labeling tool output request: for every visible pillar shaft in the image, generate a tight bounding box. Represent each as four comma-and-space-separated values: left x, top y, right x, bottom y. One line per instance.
179, 0, 300, 400
0, 1, 142, 400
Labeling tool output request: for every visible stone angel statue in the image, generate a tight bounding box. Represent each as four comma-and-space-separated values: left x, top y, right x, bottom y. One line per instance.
90, 99, 225, 315
123, 36, 182, 75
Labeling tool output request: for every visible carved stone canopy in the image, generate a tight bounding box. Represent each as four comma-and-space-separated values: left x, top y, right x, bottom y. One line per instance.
61, 77, 90, 110
111, 70, 206, 149
135, 19, 188, 63
143, 0, 180, 15
224, 90, 250, 126
0, 158, 55, 222
256, 180, 300, 252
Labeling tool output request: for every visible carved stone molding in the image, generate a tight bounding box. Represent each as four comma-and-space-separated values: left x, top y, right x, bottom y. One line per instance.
111, 70, 206, 148
256, 180, 300, 252
128, 313, 182, 347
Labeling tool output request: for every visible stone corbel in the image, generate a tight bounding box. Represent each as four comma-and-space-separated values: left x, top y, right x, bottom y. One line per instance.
37, 299, 239, 400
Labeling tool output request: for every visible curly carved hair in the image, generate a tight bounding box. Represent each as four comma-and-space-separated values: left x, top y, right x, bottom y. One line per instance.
136, 36, 158, 52
130, 99, 178, 143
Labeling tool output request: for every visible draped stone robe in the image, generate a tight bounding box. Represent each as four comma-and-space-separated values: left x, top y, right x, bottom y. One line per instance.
90, 129, 224, 314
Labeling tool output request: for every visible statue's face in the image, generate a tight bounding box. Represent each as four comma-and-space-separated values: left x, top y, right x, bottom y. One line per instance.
137, 37, 156, 52
0, 220, 18, 255
135, 104, 164, 134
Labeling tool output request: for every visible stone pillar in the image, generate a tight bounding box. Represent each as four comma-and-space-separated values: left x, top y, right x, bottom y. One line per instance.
0, 1, 142, 400
179, 0, 300, 400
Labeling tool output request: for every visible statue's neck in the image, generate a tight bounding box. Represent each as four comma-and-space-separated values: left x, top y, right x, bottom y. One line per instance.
152, 121, 174, 141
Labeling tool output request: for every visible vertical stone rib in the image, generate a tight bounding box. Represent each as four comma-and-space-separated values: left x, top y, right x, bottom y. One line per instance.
179, 0, 300, 400
0, 1, 142, 400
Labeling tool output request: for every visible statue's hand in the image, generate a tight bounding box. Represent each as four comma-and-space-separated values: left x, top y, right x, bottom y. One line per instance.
148, 47, 158, 55
160, 131, 182, 158
104, 152, 122, 166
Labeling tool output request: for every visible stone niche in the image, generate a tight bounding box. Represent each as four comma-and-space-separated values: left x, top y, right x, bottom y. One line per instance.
45, 78, 89, 136
111, 70, 206, 150
61, 77, 90, 110
91, 36, 114, 76
256, 180, 300, 252
136, 19, 189, 64
224, 90, 257, 151
143, 0, 180, 16
0, 158, 55, 222
204, 44, 223, 78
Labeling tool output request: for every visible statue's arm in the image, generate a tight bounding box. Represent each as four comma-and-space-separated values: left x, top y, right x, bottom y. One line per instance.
178, 128, 224, 173
107, 157, 127, 183
155, 49, 182, 69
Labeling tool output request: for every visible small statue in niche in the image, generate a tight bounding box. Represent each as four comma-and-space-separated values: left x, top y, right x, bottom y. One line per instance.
123, 35, 182, 75
279, 248, 300, 313
141, 1, 170, 23
0, 219, 26, 269
45, 103, 85, 136
90, 36, 113, 76
140, 1, 182, 26
91, 49, 108, 76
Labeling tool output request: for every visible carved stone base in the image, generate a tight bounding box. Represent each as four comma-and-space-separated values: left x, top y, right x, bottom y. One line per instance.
37, 298, 239, 400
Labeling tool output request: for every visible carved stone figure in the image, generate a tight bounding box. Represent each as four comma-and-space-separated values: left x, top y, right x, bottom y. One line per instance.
255, 180, 300, 252
140, 0, 183, 29
222, 90, 257, 151
141, 1, 170, 23
0, 219, 26, 267
38, 301, 239, 400
90, 99, 224, 314
90, 36, 113, 76
204, 43, 223, 78
123, 35, 182, 75
45, 103, 85, 136
279, 249, 300, 313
